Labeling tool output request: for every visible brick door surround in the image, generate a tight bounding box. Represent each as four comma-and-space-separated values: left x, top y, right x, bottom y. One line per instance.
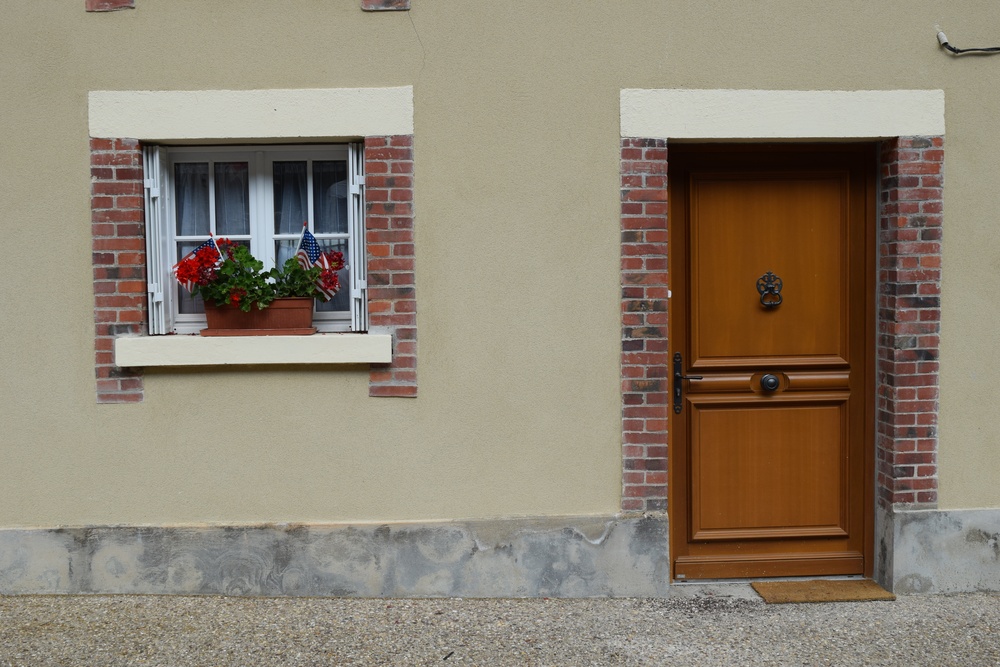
620, 137, 942, 515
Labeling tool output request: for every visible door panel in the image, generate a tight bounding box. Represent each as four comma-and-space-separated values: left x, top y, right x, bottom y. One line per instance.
690, 397, 848, 539
669, 145, 875, 580
691, 174, 849, 364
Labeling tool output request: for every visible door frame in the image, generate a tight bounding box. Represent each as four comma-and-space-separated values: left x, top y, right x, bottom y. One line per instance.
664, 143, 877, 580
619, 135, 943, 587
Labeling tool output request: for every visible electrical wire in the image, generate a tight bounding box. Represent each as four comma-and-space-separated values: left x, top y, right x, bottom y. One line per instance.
937, 30, 1000, 55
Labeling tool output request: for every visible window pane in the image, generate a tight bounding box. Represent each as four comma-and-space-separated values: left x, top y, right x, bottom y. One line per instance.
176, 241, 206, 314
316, 239, 350, 312
174, 163, 210, 236
275, 238, 350, 312
273, 161, 308, 235
176, 239, 250, 314
275, 238, 298, 271
314, 160, 348, 234
215, 162, 250, 236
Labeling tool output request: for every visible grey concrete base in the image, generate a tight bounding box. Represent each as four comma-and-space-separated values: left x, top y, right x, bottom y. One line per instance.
0, 514, 669, 597
877, 504, 1000, 594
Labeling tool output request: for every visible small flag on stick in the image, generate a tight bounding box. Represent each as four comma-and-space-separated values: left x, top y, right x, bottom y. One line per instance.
295, 226, 340, 300
296, 228, 322, 270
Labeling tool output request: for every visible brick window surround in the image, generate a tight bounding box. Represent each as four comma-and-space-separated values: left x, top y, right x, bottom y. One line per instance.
91, 136, 417, 403
620, 137, 942, 514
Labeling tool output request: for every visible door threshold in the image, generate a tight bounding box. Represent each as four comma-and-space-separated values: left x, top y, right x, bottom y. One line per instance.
673, 574, 867, 585
669, 575, 870, 601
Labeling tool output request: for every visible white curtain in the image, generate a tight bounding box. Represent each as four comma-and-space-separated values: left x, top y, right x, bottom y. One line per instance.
174, 163, 210, 236
274, 161, 308, 234
314, 160, 348, 234
215, 162, 249, 236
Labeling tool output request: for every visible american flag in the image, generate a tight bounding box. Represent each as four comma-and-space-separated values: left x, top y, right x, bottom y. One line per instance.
296, 228, 339, 300
296, 229, 322, 270
172, 238, 221, 292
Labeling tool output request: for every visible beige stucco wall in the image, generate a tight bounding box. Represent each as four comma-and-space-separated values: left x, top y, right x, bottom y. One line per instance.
0, 1, 997, 526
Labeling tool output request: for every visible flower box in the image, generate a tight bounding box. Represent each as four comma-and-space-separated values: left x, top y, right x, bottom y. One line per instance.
173, 230, 344, 337
201, 297, 317, 336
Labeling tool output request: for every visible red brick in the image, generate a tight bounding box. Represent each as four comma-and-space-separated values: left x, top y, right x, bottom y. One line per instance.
91, 151, 138, 167
95, 295, 145, 308
369, 314, 416, 328
117, 252, 145, 265
118, 310, 144, 323
93, 238, 144, 252
621, 217, 667, 230
390, 162, 414, 174
624, 189, 668, 202
366, 147, 412, 161
98, 393, 143, 404
623, 485, 661, 498
85, 1, 135, 13
623, 472, 645, 485
393, 244, 415, 257
93, 181, 142, 196
117, 280, 146, 294
368, 258, 414, 272
369, 385, 417, 397
367, 229, 412, 244
361, 0, 410, 10
623, 432, 668, 445
622, 161, 668, 175
367, 203, 413, 216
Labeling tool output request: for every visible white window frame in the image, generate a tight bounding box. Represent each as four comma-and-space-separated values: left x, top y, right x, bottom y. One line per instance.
143, 143, 367, 335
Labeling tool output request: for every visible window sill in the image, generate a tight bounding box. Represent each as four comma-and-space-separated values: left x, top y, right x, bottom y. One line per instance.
114, 333, 392, 367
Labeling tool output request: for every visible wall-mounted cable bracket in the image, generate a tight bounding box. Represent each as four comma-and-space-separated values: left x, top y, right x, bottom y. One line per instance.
937, 29, 1000, 55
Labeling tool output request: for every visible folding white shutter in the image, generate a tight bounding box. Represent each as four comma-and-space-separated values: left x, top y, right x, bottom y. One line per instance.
142, 146, 174, 334
348, 142, 368, 332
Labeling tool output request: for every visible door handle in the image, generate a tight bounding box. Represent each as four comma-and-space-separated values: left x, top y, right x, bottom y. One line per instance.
673, 352, 703, 414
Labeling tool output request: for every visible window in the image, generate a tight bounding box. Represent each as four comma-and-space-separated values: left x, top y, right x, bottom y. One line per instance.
142, 144, 367, 334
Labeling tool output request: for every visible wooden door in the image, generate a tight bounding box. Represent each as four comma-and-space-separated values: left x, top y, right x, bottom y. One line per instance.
668, 145, 875, 580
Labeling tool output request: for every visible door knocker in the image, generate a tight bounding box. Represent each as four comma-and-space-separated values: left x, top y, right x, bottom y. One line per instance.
756, 271, 783, 308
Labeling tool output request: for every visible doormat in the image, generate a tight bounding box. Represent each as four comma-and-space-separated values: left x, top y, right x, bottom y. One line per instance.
751, 579, 896, 604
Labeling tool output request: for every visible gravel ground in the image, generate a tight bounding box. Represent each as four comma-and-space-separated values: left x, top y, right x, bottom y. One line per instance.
0, 590, 998, 666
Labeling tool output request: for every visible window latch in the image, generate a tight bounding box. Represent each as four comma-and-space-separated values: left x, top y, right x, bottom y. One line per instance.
350, 176, 365, 196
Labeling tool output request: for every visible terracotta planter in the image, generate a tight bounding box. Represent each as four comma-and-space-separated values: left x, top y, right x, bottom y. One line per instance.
201, 297, 316, 336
